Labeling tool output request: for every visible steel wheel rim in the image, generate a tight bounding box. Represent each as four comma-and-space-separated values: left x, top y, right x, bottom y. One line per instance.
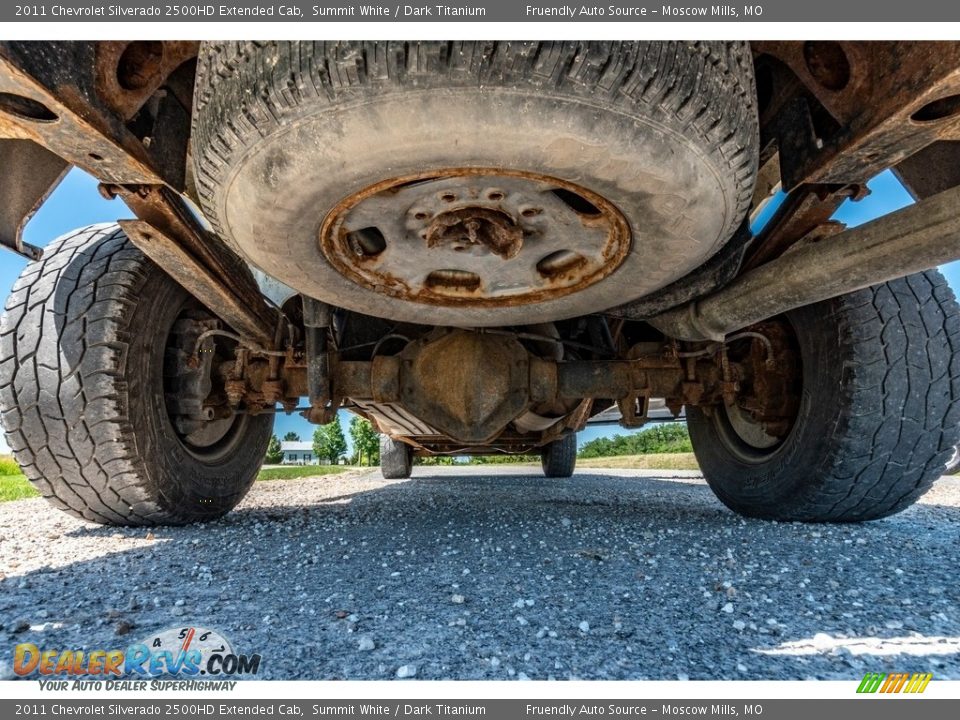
162, 303, 250, 463
710, 318, 803, 465
319, 168, 632, 309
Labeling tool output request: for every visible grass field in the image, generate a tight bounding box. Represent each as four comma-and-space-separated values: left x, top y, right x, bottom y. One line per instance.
0, 472, 38, 502
255, 465, 351, 481
576, 453, 700, 471
0, 452, 697, 504
0, 456, 20, 476
0, 456, 351, 503
0, 455, 38, 501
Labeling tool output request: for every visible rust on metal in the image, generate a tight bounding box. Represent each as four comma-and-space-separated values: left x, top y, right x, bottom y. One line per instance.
319, 168, 632, 308
120, 219, 276, 348
94, 41, 198, 119
557, 398, 596, 437
393, 329, 531, 444
740, 183, 867, 272
0, 41, 199, 259
650, 181, 960, 341
755, 42, 960, 189
424, 206, 524, 260
316, 332, 750, 446
0, 139, 67, 259
5, 41, 960, 454
894, 140, 960, 199
617, 392, 651, 428
728, 321, 802, 439
0, 47, 165, 185
115, 184, 278, 343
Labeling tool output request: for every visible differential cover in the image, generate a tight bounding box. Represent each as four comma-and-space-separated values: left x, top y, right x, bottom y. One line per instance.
390, 329, 531, 444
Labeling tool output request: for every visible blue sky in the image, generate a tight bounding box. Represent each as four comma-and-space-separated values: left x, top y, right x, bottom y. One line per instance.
2, 168, 959, 454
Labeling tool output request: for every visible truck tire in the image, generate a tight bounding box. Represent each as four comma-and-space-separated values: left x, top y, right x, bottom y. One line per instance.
0, 224, 273, 526
192, 41, 758, 327
380, 435, 413, 479
687, 270, 960, 522
541, 433, 577, 478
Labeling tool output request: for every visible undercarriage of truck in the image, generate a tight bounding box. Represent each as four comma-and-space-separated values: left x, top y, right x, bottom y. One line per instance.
2, 41, 960, 525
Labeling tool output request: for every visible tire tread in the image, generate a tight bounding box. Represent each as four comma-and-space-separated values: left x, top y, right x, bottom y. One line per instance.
191, 41, 758, 253
541, 433, 577, 478
0, 225, 269, 526
690, 270, 960, 522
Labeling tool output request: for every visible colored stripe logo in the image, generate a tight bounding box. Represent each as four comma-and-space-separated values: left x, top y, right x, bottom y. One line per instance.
857, 672, 932, 694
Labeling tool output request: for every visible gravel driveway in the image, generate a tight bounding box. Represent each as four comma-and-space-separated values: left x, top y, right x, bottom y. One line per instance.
1, 466, 958, 680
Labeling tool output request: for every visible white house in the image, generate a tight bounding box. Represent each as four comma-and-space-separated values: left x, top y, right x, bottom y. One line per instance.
280, 441, 317, 465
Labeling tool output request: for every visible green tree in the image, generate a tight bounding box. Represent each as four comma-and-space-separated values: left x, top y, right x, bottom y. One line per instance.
283, 431, 301, 442
578, 423, 692, 458
265, 435, 284, 464
417, 455, 456, 466
349, 417, 380, 466
470, 454, 536, 464
313, 417, 348, 464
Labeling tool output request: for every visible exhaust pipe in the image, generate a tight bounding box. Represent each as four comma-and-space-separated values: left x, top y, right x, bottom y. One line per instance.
648, 183, 960, 341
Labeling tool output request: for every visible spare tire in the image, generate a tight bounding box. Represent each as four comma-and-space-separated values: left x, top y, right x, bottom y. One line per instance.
192, 41, 758, 326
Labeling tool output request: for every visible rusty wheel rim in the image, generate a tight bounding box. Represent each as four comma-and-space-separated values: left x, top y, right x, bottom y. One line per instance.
319, 169, 632, 309
713, 319, 803, 463
162, 302, 248, 462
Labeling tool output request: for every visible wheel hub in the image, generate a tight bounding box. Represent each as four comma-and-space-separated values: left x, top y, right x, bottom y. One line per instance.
424, 207, 524, 259
163, 306, 244, 460
715, 320, 803, 460
319, 169, 631, 308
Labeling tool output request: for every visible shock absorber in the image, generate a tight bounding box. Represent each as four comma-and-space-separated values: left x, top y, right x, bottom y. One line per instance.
302, 297, 333, 423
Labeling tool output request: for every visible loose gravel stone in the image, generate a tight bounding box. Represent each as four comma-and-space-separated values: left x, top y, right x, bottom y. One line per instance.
0, 466, 958, 680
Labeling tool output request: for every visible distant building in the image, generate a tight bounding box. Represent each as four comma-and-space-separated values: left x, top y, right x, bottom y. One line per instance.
280, 441, 317, 465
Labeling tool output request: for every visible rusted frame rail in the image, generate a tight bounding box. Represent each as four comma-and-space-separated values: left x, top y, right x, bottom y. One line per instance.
0, 43, 278, 347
